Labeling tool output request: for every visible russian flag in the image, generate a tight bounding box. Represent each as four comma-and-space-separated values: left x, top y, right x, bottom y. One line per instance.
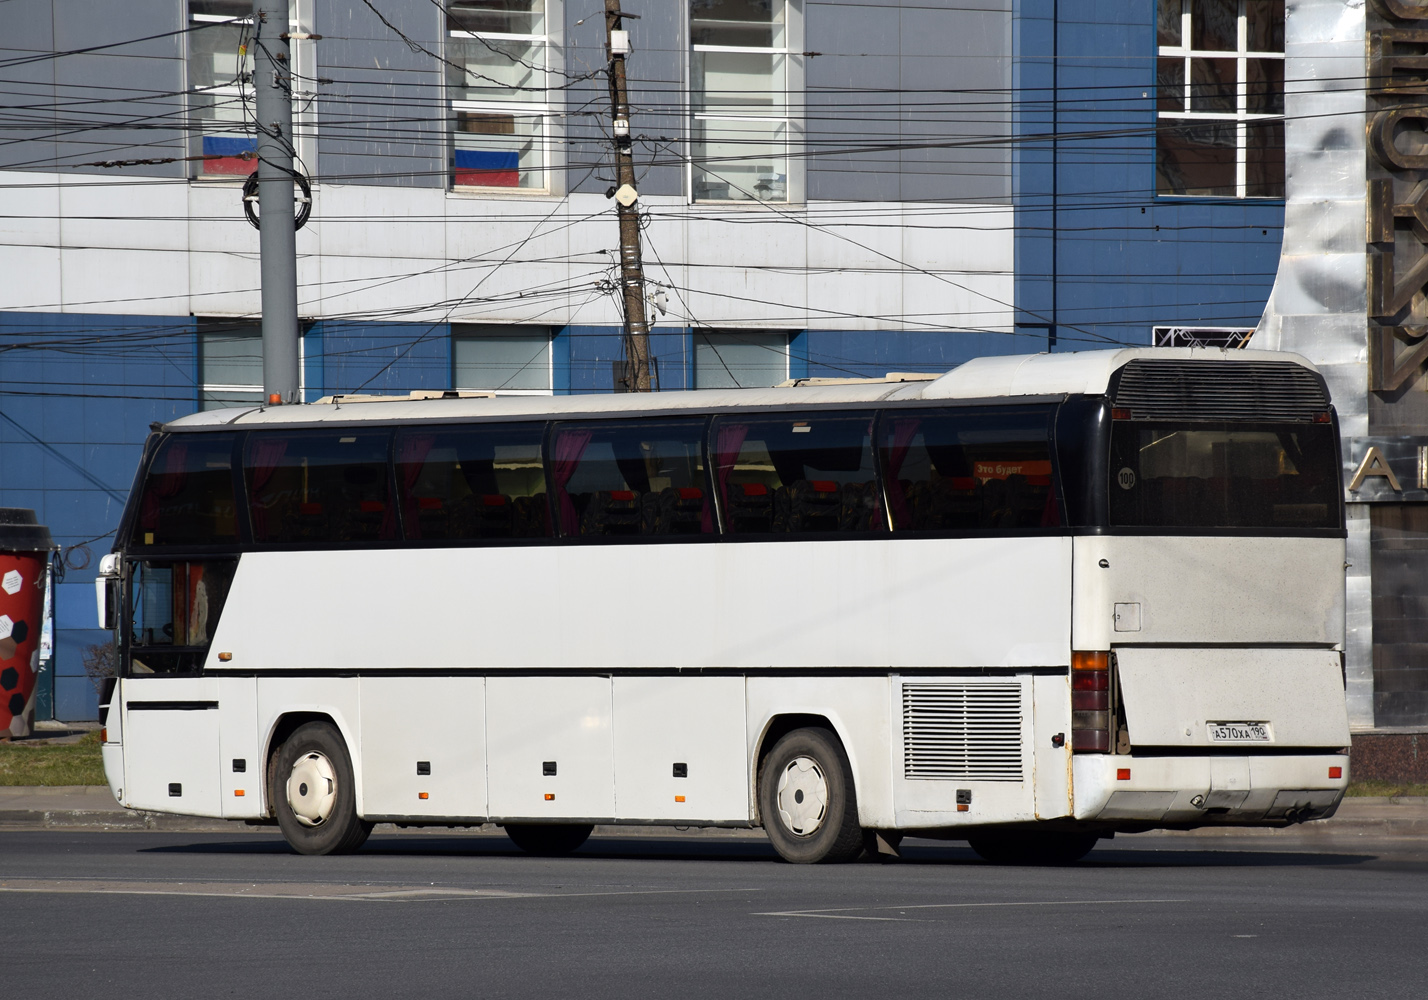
454, 149, 519, 187
202, 135, 257, 175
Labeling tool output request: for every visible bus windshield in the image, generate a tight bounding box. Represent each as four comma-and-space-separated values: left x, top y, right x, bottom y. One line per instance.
1108, 421, 1340, 530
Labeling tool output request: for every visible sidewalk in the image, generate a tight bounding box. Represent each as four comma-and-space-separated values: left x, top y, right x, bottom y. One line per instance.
1, 786, 1424, 840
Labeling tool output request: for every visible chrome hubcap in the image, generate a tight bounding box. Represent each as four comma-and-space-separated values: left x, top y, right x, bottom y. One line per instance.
776, 756, 828, 837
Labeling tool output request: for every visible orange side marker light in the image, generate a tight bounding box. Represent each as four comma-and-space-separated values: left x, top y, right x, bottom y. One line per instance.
234, 789, 245, 797
674, 795, 686, 803
418, 792, 429, 800
956, 804, 968, 812
544, 793, 555, 801
217, 652, 233, 662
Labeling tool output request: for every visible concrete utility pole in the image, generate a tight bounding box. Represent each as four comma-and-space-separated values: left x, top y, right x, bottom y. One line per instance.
604, 0, 652, 392
254, 0, 300, 404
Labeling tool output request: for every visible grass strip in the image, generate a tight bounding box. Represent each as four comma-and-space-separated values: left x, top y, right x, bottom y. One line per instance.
0, 730, 105, 786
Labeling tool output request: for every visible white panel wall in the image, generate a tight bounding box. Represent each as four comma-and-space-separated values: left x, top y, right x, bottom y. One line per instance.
612, 676, 748, 822
360, 676, 487, 819
486, 676, 615, 820
209, 537, 1073, 674
0, 172, 1015, 334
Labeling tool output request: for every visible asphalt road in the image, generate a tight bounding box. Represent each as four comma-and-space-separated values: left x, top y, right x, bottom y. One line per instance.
4, 829, 1427, 999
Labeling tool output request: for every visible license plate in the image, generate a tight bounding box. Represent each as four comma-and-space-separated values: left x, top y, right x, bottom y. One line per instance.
1207, 722, 1273, 743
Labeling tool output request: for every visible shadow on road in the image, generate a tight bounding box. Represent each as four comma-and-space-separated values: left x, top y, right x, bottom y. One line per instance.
133, 832, 1390, 870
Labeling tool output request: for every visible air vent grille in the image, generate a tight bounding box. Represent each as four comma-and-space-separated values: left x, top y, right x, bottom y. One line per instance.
1111, 359, 1329, 422
902, 682, 1024, 782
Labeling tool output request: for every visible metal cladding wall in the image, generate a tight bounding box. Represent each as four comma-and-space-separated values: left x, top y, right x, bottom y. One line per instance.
0, 3, 185, 176
1012, 0, 1286, 350
0, 314, 197, 720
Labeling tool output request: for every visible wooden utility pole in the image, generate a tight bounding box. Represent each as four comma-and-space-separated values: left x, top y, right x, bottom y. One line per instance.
604, 0, 651, 391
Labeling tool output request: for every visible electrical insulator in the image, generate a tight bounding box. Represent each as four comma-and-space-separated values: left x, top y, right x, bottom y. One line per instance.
614, 118, 630, 137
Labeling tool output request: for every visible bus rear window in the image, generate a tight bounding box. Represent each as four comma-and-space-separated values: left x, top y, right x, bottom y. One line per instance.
134, 434, 238, 546
1108, 422, 1340, 529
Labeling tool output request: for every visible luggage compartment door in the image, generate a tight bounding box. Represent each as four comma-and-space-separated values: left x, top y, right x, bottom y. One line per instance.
1115, 647, 1350, 749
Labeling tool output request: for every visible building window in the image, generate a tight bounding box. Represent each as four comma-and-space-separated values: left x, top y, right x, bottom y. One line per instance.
694, 330, 790, 388
447, 1, 552, 192
1156, 0, 1284, 198
690, 0, 796, 203
188, 1, 256, 179
453, 325, 553, 393
199, 322, 264, 409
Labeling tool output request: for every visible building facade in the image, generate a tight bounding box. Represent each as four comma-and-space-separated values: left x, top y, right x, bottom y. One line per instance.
1, 0, 1285, 720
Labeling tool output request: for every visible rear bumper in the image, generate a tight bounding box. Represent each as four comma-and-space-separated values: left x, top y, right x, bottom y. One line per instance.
1073, 752, 1348, 827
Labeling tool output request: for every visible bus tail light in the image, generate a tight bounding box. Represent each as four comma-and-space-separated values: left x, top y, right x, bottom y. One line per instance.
1072, 651, 1111, 752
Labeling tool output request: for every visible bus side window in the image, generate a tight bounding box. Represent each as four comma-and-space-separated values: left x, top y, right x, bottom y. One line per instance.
394, 423, 550, 541
880, 407, 1059, 531
549, 419, 711, 538
712, 413, 881, 536
243, 430, 396, 545
132, 433, 239, 547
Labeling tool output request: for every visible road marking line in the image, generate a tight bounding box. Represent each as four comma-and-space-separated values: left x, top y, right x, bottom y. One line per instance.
0, 879, 761, 903
755, 898, 1188, 919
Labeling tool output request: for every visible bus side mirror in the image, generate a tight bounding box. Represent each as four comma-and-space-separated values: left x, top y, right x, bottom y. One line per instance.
97, 577, 119, 631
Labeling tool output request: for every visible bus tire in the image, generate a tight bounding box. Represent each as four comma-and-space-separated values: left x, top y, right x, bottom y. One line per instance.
503, 823, 593, 856
967, 831, 1099, 866
759, 727, 864, 864
272, 721, 373, 856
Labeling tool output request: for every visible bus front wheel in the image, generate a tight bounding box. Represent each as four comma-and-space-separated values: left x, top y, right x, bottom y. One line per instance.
503, 823, 593, 856
759, 727, 864, 864
272, 721, 373, 856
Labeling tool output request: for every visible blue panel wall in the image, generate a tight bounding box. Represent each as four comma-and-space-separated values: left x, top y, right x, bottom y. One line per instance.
307, 321, 452, 396
1013, 0, 1284, 349
0, 312, 199, 720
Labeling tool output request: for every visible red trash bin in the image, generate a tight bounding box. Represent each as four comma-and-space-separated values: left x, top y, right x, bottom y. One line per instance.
0, 509, 56, 739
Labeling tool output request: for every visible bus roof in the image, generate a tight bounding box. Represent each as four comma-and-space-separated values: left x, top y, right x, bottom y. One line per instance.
163, 346, 1320, 431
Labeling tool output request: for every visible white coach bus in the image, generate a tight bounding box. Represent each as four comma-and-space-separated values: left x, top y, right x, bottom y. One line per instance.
96, 348, 1352, 863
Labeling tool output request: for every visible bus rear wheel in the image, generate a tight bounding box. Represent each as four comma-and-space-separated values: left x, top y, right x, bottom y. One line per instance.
503, 823, 593, 856
759, 727, 864, 864
272, 721, 373, 856
967, 831, 1099, 866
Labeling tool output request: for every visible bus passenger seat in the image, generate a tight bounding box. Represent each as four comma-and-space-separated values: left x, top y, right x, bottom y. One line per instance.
512, 493, 549, 537
786, 480, 842, 532
580, 489, 643, 535
726, 481, 773, 533
644, 486, 706, 534
840, 480, 880, 532
925, 476, 979, 530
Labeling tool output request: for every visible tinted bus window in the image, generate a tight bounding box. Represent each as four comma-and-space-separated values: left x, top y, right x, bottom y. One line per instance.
712, 413, 880, 535
880, 407, 1059, 531
394, 423, 549, 540
550, 420, 711, 538
127, 558, 236, 675
134, 433, 239, 546
1108, 422, 1340, 529
244, 431, 395, 544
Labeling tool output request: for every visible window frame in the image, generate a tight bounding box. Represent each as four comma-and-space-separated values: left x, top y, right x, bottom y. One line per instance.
186, 1, 316, 183
451, 324, 556, 395
1155, 0, 1284, 200
446, 1, 561, 196
687, 0, 804, 204
196, 320, 308, 410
